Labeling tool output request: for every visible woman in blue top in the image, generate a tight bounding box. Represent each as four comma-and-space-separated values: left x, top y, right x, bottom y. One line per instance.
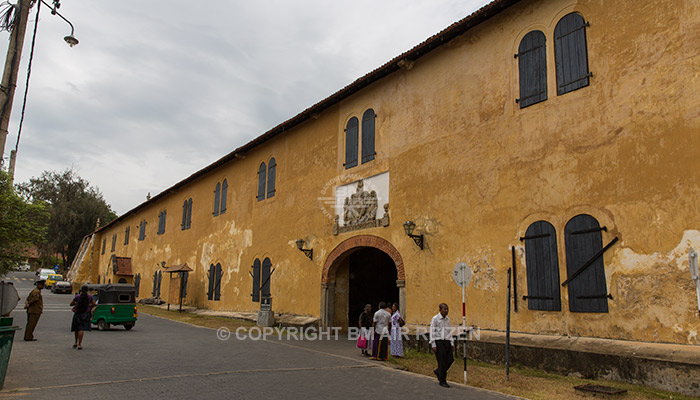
70, 286, 96, 349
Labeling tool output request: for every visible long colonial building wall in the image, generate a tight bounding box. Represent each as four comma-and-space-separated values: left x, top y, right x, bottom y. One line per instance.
72, 0, 700, 345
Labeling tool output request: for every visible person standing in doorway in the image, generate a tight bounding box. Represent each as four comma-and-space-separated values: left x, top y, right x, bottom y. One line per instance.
390, 303, 404, 357
358, 304, 373, 356
23, 279, 45, 341
430, 303, 454, 388
370, 301, 391, 361
70, 286, 96, 349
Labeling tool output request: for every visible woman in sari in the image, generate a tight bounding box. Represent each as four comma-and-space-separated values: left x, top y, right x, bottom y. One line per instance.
390, 303, 404, 357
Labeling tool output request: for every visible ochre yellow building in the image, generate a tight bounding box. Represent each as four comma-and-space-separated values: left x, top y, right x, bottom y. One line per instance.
69, 0, 700, 347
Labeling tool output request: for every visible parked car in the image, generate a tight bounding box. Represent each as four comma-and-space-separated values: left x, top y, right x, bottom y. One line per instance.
52, 281, 72, 294
46, 274, 63, 289
14, 262, 30, 272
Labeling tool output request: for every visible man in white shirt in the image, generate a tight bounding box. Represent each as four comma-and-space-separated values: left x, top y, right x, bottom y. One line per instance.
370, 301, 391, 360
429, 303, 454, 388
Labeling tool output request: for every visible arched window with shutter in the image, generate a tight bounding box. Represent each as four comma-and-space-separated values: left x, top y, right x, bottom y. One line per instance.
361, 109, 375, 164
257, 162, 266, 201
181, 200, 188, 230
517, 30, 547, 108
207, 264, 215, 300
261, 258, 272, 299
186, 198, 192, 229
214, 263, 223, 301
564, 214, 609, 313
267, 158, 276, 199
251, 259, 261, 302
345, 117, 358, 169
523, 221, 561, 311
220, 179, 228, 214
555, 13, 590, 95
213, 182, 221, 216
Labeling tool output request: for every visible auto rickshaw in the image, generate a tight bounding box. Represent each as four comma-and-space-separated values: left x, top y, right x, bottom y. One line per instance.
82, 284, 138, 330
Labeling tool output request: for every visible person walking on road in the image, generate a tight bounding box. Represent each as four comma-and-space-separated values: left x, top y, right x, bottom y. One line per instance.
70, 286, 96, 349
358, 304, 373, 356
370, 301, 391, 361
430, 303, 454, 388
23, 279, 45, 341
390, 303, 404, 357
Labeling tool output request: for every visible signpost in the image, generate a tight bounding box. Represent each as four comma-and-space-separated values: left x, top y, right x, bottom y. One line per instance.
452, 262, 472, 385
690, 248, 700, 320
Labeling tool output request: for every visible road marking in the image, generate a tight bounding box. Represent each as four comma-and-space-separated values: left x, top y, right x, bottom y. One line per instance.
2, 364, 376, 393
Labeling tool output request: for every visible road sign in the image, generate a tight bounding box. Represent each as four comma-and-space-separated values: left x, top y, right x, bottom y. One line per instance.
452, 262, 472, 287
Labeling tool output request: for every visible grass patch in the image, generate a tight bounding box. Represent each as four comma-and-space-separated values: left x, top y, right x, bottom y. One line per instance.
139, 305, 256, 330
386, 348, 697, 400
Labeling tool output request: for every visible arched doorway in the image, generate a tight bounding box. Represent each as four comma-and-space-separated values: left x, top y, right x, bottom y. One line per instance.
321, 235, 405, 329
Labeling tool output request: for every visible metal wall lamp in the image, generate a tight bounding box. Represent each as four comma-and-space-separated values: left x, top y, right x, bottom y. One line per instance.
295, 239, 313, 260
403, 221, 424, 250
41, 0, 79, 46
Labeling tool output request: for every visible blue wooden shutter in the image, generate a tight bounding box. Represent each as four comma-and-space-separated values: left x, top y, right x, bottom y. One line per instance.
157, 271, 162, 297
180, 271, 188, 298
213, 182, 221, 216
186, 198, 193, 229
345, 117, 358, 169
111, 234, 116, 252
565, 214, 609, 313
214, 263, 222, 301
517, 30, 547, 108
251, 259, 261, 302
267, 158, 276, 198
152, 272, 157, 297
555, 13, 590, 95
523, 221, 561, 311
207, 264, 214, 300
261, 258, 272, 298
135, 273, 140, 297
124, 226, 129, 245
162, 210, 166, 233
220, 180, 228, 214
181, 201, 187, 230
257, 162, 266, 201
361, 109, 375, 163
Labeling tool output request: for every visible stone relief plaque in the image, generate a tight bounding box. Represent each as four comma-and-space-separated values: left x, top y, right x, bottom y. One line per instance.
333, 180, 389, 235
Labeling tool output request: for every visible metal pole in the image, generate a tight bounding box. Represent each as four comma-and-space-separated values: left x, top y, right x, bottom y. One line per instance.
511, 247, 518, 312
179, 272, 183, 312
462, 267, 467, 385
506, 268, 511, 380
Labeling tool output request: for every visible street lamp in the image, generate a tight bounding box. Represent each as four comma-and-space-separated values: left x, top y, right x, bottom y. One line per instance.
42, 0, 79, 46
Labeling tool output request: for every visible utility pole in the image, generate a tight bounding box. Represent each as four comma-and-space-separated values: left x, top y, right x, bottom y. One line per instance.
0, 0, 32, 172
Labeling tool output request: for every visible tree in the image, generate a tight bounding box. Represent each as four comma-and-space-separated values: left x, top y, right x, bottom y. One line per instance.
0, 170, 48, 275
18, 169, 117, 268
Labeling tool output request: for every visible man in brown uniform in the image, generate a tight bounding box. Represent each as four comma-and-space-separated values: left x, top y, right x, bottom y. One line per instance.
24, 279, 45, 341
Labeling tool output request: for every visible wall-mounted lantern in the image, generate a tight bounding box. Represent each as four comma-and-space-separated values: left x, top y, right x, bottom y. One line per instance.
403, 221, 424, 250
296, 239, 313, 260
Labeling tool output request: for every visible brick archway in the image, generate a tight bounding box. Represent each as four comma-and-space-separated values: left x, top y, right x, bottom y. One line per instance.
322, 235, 404, 283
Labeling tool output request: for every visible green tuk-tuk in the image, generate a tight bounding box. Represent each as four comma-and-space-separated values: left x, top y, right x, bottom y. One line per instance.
82, 284, 138, 330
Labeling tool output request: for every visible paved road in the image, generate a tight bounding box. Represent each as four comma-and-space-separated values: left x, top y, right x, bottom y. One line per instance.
1, 271, 518, 399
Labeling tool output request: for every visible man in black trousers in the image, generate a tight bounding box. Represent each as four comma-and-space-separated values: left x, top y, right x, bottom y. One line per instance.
430, 303, 454, 388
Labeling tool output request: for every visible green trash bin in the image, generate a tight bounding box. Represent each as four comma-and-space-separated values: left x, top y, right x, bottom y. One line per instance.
0, 317, 20, 390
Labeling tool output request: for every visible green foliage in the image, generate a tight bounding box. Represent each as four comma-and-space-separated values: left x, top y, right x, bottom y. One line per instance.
0, 170, 48, 275
17, 169, 117, 269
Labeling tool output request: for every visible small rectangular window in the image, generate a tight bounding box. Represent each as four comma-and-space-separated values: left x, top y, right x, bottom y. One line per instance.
111, 234, 117, 252
118, 294, 131, 303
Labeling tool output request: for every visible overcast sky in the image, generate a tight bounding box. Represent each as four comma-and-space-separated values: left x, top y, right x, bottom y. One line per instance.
2, 0, 491, 214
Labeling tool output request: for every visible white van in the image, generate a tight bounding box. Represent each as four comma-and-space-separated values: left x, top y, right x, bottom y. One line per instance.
37, 269, 55, 282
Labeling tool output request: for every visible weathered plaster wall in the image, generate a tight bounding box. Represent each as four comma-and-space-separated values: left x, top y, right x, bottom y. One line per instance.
79, 0, 700, 345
